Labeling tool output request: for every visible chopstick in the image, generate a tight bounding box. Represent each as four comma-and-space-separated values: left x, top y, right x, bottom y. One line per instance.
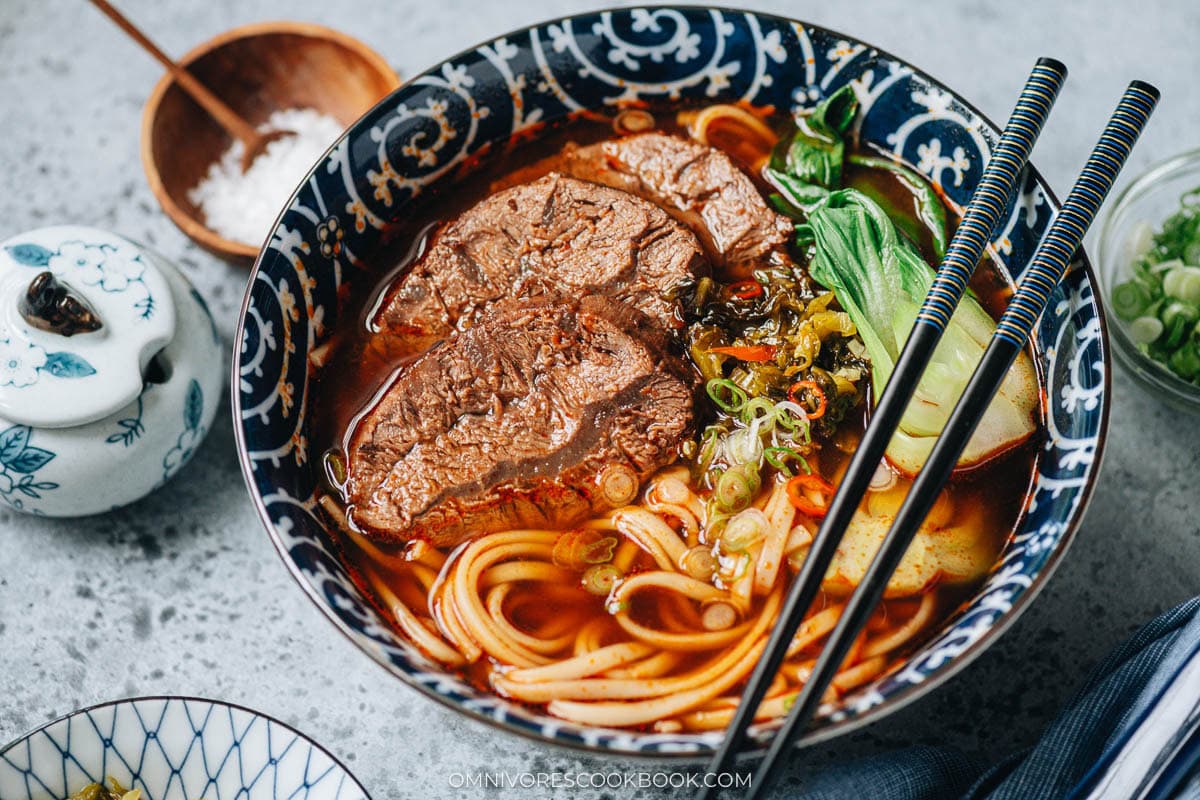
696, 58, 1068, 798
744, 80, 1159, 800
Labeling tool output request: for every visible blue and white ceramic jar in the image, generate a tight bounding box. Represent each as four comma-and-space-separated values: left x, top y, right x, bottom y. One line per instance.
0, 226, 222, 516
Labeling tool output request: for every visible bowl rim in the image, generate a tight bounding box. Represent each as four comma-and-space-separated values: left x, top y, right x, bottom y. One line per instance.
0, 694, 374, 799
1096, 146, 1200, 410
231, 4, 1111, 759
139, 20, 401, 262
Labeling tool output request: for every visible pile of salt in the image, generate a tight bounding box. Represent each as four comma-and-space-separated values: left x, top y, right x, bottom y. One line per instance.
188, 107, 344, 246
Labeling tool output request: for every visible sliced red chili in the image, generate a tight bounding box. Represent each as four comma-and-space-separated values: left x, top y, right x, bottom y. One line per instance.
788, 380, 828, 420
729, 280, 764, 300
786, 473, 835, 517
711, 345, 777, 362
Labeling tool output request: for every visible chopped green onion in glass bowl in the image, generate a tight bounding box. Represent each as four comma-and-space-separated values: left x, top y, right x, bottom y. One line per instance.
1097, 148, 1200, 412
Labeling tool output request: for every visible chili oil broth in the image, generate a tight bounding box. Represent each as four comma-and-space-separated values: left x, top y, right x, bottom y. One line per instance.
309, 106, 1045, 703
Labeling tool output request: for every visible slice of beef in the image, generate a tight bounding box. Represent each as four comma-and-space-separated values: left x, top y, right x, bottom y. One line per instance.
561, 132, 794, 273
372, 172, 706, 357
346, 294, 695, 545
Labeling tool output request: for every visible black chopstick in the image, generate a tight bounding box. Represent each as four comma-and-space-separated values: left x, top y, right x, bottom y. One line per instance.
744, 80, 1160, 800
696, 58, 1068, 798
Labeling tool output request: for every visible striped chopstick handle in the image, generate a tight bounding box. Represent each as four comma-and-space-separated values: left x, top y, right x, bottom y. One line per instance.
915, 58, 1067, 331
738, 81, 1160, 800
698, 61, 1071, 800
994, 81, 1160, 346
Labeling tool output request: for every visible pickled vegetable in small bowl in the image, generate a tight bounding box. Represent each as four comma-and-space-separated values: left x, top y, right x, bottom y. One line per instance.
1097, 148, 1200, 412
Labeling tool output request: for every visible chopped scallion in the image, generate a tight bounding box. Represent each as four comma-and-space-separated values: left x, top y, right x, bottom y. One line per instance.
1112, 190, 1200, 386
1112, 281, 1154, 321
714, 465, 760, 513
721, 508, 769, 551
706, 378, 748, 414
1129, 316, 1164, 345
581, 564, 623, 596
764, 446, 810, 477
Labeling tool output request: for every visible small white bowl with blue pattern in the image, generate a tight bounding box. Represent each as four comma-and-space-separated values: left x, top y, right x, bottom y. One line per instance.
0, 697, 370, 800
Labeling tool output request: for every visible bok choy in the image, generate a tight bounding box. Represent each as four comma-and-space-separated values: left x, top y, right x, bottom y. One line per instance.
777, 87, 1039, 474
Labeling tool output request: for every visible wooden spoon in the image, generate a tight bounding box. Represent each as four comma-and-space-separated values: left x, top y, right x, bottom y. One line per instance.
89, 0, 292, 171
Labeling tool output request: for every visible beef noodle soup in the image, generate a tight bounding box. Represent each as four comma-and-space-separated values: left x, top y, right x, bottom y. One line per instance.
311, 90, 1043, 733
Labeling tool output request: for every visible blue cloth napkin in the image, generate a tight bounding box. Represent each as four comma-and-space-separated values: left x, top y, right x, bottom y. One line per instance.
788, 597, 1200, 800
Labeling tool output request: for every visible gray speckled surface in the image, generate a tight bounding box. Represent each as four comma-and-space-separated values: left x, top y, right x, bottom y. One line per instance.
1, 0, 1198, 797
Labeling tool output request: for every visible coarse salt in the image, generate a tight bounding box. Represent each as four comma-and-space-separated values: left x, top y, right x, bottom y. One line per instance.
188, 107, 345, 247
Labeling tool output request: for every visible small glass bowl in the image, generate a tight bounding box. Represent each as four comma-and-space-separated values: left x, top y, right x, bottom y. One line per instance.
1096, 148, 1200, 413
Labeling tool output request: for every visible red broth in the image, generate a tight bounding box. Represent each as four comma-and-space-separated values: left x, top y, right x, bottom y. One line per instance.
309, 107, 1042, 730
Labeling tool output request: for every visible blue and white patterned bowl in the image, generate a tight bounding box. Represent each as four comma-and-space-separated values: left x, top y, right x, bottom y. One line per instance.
0, 697, 370, 800
233, 8, 1109, 756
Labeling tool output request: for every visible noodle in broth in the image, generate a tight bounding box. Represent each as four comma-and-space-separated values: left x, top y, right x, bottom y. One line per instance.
314, 102, 1042, 732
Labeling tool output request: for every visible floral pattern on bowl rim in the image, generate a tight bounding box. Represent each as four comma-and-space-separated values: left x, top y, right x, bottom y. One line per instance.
0, 696, 370, 800
232, 7, 1109, 756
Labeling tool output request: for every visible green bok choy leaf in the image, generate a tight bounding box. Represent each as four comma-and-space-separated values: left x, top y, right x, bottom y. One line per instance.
798, 188, 1038, 474
772, 84, 1038, 473
767, 85, 949, 258
771, 83, 859, 191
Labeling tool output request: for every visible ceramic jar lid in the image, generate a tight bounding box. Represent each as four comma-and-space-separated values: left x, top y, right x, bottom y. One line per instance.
0, 226, 176, 428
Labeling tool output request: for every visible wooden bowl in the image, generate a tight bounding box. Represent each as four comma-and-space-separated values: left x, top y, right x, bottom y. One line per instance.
141, 21, 400, 262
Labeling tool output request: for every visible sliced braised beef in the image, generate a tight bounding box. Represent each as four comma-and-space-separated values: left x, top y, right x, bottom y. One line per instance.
346, 295, 696, 545
561, 132, 795, 273
371, 172, 706, 357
